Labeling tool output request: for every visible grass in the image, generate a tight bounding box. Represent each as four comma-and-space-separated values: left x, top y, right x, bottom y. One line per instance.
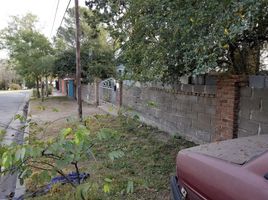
28, 113, 195, 200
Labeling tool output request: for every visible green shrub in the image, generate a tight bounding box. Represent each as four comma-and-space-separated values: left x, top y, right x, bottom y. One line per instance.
25, 79, 36, 89
47, 86, 52, 95
32, 89, 38, 97
32, 86, 52, 97
0, 81, 6, 90
9, 83, 21, 90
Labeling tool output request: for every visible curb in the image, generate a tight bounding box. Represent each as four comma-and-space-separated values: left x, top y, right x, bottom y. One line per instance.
14, 93, 31, 199
0, 92, 30, 199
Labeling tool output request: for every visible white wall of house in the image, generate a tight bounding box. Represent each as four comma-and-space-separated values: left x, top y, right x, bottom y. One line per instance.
261, 42, 268, 70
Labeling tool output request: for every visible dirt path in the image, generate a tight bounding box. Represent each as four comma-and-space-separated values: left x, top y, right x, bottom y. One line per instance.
29, 97, 105, 139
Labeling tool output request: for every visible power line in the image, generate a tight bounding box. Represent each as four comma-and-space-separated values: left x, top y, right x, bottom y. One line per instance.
56, 0, 72, 36
50, 0, 61, 37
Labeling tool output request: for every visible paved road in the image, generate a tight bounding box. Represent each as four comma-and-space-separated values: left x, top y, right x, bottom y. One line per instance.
0, 90, 30, 199
0, 90, 29, 129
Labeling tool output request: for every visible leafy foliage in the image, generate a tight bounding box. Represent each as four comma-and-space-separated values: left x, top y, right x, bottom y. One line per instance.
126, 180, 134, 194
86, 0, 268, 82
53, 48, 76, 78
14, 101, 195, 200
97, 128, 118, 140
0, 129, 6, 139
0, 112, 129, 199
39, 114, 196, 199
108, 150, 125, 161
0, 13, 53, 96
103, 178, 112, 193
14, 113, 26, 123
1, 125, 93, 187
53, 7, 116, 81
0, 60, 22, 90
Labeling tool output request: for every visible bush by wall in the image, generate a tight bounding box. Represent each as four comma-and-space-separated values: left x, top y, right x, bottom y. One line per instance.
9, 83, 21, 90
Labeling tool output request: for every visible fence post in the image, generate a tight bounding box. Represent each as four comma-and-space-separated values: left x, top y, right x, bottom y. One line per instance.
119, 80, 123, 107
95, 78, 100, 106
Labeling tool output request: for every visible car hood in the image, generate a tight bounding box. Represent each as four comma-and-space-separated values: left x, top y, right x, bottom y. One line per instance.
181, 135, 268, 165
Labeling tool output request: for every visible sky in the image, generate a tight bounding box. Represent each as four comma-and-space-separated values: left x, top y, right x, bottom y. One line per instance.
0, 0, 87, 59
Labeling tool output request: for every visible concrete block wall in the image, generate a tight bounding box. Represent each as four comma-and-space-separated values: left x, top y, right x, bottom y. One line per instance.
80, 75, 268, 143
122, 84, 216, 144
238, 87, 268, 137
81, 83, 96, 104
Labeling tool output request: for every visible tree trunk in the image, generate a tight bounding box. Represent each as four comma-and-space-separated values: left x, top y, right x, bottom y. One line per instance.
230, 43, 260, 75
245, 45, 260, 74
45, 76, 49, 97
41, 80, 44, 102
36, 77, 40, 98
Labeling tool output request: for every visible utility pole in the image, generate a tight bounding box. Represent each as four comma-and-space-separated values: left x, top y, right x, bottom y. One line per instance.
75, 0, 82, 121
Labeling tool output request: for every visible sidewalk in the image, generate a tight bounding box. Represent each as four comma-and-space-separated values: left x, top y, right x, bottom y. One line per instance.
29, 96, 105, 139
51, 89, 64, 97
52, 88, 120, 117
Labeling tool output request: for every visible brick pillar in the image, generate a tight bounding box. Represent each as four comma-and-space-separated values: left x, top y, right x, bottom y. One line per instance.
213, 75, 247, 142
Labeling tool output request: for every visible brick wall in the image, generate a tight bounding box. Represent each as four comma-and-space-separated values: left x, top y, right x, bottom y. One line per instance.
238, 87, 268, 137
81, 83, 96, 104
122, 84, 217, 144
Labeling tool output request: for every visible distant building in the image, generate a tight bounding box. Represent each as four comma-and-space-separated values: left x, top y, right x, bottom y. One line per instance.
260, 43, 268, 70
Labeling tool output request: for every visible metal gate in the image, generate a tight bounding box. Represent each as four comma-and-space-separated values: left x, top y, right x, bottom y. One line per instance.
99, 78, 117, 105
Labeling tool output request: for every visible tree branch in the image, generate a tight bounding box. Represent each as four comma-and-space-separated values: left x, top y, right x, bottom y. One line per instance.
73, 161, 80, 184
30, 160, 76, 188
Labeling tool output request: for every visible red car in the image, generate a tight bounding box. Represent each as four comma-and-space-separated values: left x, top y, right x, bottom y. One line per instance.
171, 135, 268, 200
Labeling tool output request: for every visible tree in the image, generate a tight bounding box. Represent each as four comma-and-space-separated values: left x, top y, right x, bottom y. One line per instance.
86, 0, 268, 83
0, 59, 21, 90
0, 116, 126, 198
53, 49, 76, 78
37, 55, 55, 98
0, 13, 52, 97
53, 7, 115, 82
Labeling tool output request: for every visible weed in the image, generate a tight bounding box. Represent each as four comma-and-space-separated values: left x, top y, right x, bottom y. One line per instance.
21, 112, 195, 200
52, 108, 59, 112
